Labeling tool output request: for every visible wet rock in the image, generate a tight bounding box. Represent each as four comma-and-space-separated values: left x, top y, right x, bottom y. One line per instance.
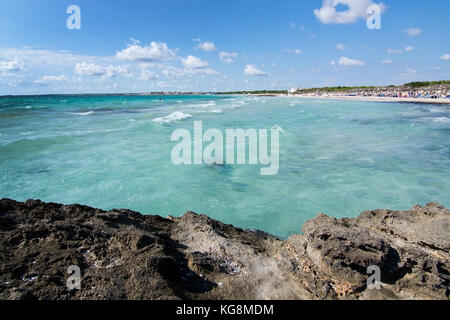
0, 198, 448, 300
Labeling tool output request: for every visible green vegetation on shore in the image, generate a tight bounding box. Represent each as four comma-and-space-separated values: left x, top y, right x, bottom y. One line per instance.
403, 80, 450, 88
293, 86, 377, 93
215, 80, 449, 95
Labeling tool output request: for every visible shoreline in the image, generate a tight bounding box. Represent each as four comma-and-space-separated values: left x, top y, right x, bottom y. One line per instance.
271, 94, 450, 105
1, 198, 449, 300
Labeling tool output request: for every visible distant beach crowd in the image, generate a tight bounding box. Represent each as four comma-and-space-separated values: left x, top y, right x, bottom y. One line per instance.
289, 84, 450, 100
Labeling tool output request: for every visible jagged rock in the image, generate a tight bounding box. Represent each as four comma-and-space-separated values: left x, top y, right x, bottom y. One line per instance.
0, 199, 448, 300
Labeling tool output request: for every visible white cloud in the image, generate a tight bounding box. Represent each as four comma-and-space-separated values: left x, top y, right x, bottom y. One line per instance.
116, 41, 176, 62
0, 48, 112, 69
74, 62, 132, 78
338, 56, 366, 66
244, 65, 268, 76
128, 38, 141, 45
314, 0, 386, 24
387, 47, 413, 54
162, 65, 218, 79
139, 70, 159, 81
289, 22, 306, 31
336, 43, 347, 51
285, 49, 302, 55
440, 54, 450, 61
387, 48, 403, 54
198, 42, 217, 51
0, 59, 24, 72
162, 67, 189, 79
110, 66, 133, 78
75, 62, 107, 76
181, 55, 209, 69
330, 60, 336, 66
197, 68, 219, 75
404, 28, 422, 37
218, 51, 238, 64
381, 59, 392, 64
34, 74, 67, 84
399, 68, 419, 78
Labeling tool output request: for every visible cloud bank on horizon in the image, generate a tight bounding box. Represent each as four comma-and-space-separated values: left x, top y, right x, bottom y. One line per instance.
0, 0, 448, 94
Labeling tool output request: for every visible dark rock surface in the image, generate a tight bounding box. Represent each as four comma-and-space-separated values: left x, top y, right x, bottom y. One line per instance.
0, 198, 448, 300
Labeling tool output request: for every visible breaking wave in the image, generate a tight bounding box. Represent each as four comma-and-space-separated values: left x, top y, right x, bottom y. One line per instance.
152, 111, 192, 124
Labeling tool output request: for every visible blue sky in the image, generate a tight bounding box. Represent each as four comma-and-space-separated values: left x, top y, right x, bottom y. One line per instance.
0, 0, 449, 94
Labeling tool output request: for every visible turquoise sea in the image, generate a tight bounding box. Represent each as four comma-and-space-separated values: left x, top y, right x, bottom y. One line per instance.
1, 94, 449, 238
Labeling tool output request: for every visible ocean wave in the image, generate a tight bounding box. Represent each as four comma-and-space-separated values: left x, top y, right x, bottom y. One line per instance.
152, 111, 192, 124
187, 101, 216, 108
0, 135, 75, 153
231, 101, 246, 108
210, 109, 222, 114
433, 117, 450, 123
68, 111, 94, 116
272, 125, 286, 133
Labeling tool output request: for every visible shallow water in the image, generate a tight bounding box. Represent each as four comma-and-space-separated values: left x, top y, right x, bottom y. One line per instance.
1, 95, 449, 238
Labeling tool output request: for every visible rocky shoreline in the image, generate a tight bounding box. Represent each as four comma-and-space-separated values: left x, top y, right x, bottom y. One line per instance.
0, 199, 449, 300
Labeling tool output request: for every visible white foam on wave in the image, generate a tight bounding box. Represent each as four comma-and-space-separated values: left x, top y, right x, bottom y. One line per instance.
272, 125, 286, 133
231, 101, 246, 108
430, 108, 444, 113
433, 117, 450, 123
210, 109, 222, 114
24, 106, 32, 109
187, 101, 216, 108
69, 111, 94, 116
152, 111, 192, 124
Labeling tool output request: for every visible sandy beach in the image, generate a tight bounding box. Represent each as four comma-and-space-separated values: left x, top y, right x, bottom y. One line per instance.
284, 95, 450, 105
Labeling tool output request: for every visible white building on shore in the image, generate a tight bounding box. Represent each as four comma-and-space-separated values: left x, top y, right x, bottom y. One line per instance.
289, 87, 301, 95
